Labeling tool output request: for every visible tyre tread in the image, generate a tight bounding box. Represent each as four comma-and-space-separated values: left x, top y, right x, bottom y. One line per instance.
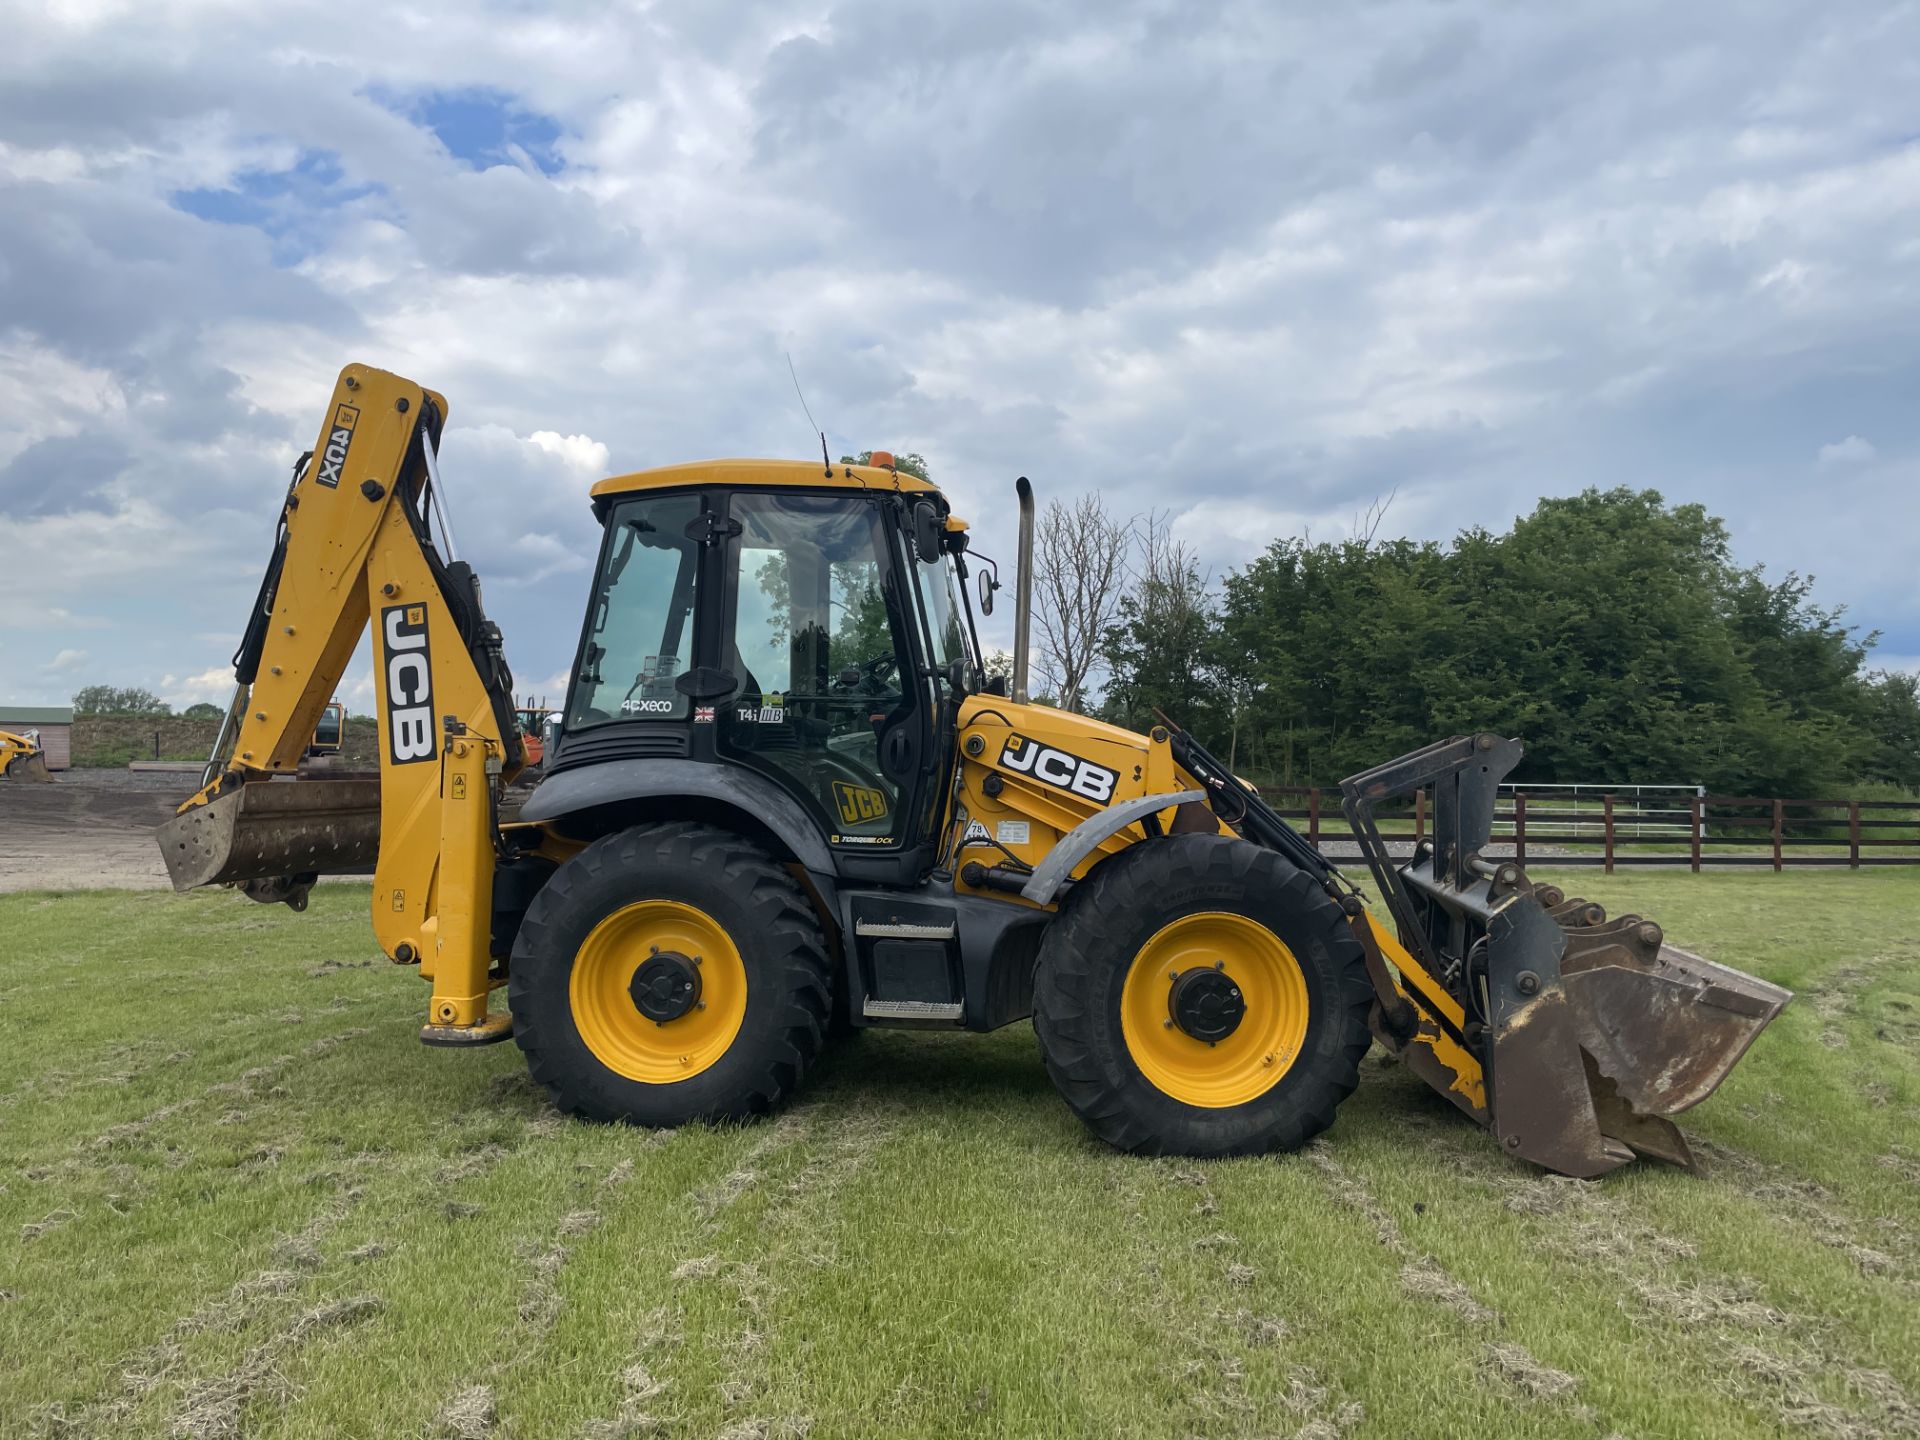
509, 822, 830, 1127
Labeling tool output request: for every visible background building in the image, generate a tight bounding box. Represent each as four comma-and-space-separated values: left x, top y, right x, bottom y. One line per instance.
0, 705, 73, 771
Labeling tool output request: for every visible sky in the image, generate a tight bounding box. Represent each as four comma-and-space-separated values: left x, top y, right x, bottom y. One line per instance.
2, 0, 1918, 714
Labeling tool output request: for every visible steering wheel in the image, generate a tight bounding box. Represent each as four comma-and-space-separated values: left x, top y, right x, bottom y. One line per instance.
834, 652, 898, 694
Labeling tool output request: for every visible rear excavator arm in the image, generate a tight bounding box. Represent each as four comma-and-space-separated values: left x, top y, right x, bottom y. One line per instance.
161, 363, 523, 1043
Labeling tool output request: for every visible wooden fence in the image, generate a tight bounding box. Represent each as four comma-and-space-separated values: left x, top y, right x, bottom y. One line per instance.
1261, 788, 1920, 871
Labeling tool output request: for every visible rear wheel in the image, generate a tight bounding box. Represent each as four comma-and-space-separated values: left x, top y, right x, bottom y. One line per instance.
1033, 834, 1372, 1157
510, 822, 830, 1126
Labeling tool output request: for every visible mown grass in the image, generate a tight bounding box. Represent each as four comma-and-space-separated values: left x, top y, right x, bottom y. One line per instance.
2, 872, 1916, 1439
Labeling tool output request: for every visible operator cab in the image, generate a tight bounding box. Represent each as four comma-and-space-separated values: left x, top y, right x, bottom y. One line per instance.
552, 458, 985, 880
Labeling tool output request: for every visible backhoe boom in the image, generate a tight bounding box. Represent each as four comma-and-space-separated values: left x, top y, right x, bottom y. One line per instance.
160, 364, 522, 1043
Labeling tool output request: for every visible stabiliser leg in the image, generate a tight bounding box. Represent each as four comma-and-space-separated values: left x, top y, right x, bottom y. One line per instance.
418, 722, 513, 1047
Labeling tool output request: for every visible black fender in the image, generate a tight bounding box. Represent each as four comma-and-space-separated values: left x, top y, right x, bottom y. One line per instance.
1019, 789, 1205, 904
517, 759, 837, 879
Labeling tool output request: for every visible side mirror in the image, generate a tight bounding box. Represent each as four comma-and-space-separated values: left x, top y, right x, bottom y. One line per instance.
977, 567, 997, 615
910, 500, 942, 565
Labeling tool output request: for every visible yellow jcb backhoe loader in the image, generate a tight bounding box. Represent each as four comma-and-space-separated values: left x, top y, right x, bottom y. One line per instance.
158, 365, 1789, 1176
2, 728, 52, 782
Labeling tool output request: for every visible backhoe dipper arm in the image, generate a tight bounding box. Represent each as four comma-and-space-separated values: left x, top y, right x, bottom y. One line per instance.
160, 363, 522, 1042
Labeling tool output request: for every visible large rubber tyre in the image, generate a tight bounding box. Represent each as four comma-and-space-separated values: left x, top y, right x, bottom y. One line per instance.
1033, 834, 1373, 1158
510, 821, 831, 1126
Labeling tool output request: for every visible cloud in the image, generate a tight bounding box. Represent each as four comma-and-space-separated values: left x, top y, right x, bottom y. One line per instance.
528, 430, 612, 475
0, 0, 1915, 711
159, 666, 241, 709
1816, 435, 1877, 467
43, 647, 90, 672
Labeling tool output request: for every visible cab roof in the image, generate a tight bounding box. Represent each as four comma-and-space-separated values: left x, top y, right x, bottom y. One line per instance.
591, 458, 942, 501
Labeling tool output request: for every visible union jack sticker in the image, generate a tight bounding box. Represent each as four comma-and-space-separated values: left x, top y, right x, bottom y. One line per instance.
694, 705, 715, 723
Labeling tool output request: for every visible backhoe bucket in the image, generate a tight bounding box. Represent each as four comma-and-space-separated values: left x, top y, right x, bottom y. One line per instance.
1342, 735, 1790, 1178
158, 779, 380, 906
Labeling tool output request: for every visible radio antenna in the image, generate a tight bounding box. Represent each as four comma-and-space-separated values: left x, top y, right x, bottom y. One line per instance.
786, 350, 832, 476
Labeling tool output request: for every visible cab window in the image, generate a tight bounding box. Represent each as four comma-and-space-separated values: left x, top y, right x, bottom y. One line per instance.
569, 493, 706, 728
720, 492, 913, 845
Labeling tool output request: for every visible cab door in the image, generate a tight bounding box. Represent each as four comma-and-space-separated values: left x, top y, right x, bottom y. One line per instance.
716, 490, 933, 861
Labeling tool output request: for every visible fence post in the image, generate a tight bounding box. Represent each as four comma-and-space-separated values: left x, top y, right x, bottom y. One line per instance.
1849, 801, 1861, 870
1415, 789, 1425, 843
1515, 793, 1528, 868
1689, 796, 1702, 874
1308, 788, 1320, 849
1770, 798, 1784, 872
1603, 794, 1615, 875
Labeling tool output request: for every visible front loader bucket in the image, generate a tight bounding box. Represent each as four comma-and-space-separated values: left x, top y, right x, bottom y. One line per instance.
158, 779, 380, 902
6, 751, 52, 782
1342, 735, 1790, 1178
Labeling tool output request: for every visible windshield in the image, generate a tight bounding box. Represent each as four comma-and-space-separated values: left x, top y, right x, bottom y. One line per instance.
914, 547, 972, 676
568, 493, 705, 728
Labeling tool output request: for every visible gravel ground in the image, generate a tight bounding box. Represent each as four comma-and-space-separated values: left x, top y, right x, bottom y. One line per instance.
0, 768, 543, 894
0, 769, 195, 892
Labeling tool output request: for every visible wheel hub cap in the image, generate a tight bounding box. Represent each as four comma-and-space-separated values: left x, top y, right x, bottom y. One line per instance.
629, 950, 702, 1023
1120, 911, 1312, 1108
1168, 966, 1246, 1043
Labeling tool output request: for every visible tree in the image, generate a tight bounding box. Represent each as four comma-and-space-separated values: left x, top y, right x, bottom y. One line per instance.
1033, 493, 1132, 713
1198, 486, 1900, 795
1859, 670, 1920, 790
181, 702, 223, 720
1100, 511, 1218, 736
72, 685, 171, 716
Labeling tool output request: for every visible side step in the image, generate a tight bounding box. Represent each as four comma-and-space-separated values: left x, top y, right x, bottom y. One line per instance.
862, 998, 964, 1021
854, 920, 957, 940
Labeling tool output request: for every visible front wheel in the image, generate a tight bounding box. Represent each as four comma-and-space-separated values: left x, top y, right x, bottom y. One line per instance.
510, 821, 831, 1126
1033, 834, 1373, 1158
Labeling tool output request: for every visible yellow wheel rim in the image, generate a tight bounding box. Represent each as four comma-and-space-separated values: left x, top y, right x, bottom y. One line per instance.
569, 900, 748, 1083
1119, 911, 1312, 1108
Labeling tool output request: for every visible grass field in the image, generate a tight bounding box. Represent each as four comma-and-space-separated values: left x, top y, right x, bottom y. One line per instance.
3, 872, 1917, 1439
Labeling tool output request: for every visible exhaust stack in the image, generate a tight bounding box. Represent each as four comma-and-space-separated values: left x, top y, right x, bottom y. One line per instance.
1012, 475, 1034, 705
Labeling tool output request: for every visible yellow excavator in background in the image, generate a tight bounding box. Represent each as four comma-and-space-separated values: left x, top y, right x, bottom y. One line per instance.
2, 728, 52, 782
158, 365, 1789, 1175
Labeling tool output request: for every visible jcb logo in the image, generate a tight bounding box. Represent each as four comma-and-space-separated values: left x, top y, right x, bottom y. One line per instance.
832, 781, 890, 826
381, 602, 436, 764
999, 733, 1118, 804
315, 403, 358, 489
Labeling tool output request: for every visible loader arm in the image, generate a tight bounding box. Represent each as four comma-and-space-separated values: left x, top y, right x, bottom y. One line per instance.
160, 363, 523, 1043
